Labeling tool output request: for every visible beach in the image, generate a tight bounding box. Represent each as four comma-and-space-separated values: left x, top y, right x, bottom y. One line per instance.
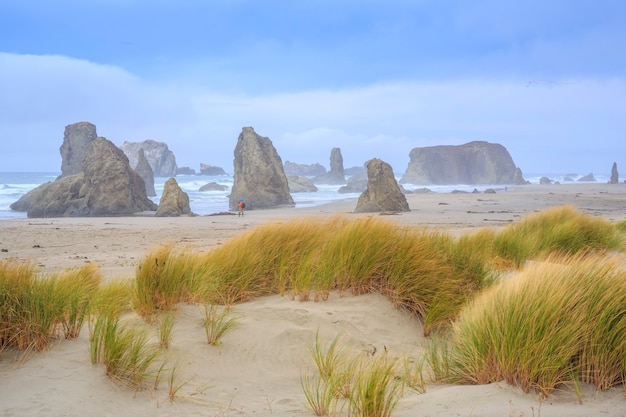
1, 182, 626, 416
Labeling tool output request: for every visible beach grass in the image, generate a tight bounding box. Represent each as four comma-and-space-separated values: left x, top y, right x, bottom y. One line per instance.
437, 253, 626, 395
303, 332, 402, 417
131, 206, 623, 338
201, 304, 238, 345
0, 260, 102, 352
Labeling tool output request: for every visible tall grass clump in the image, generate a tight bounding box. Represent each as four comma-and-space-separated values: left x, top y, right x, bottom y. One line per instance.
89, 314, 160, 389
1, 260, 101, 352
441, 253, 626, 396
201, 304, 238, 345
303, 333, 402, 417
134, 244, 206, 320
492, 205, 624, 267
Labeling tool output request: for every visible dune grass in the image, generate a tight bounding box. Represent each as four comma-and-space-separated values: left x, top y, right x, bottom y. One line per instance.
303, 333, 402, 417
0, 260, 102, 352
132, 206, 624, 341
201, 304, 238, 345
436, 253, 626, 395
492, 205, 624, 267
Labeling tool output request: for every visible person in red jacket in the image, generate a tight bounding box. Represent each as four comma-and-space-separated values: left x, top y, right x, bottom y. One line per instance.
238, 199, 246, 217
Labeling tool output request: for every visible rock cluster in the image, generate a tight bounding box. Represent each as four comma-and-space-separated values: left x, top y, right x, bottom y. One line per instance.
12, 137, 157, 217
314, 148, 346, 184
229, 127, 294, 210
400, 141, 517, 185
284, 161, 327, 177
354, 158, 409, 213
120, 140, 178, 177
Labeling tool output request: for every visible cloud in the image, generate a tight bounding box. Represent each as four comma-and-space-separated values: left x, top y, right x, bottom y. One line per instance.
1, 52, 624, 176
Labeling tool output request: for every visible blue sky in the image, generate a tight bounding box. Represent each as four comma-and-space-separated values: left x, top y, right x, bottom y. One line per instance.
1, 0, 625, 176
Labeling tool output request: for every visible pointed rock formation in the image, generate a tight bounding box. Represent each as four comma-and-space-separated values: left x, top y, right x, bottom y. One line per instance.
11, 137, 157, 217
354, 159, 409, 213
229, 127, 294, 210
610, 162, 619, 184
59, 121, 98, 178
314, 148, 346, 184
120, 140, 178, 177
155, 178, 192, 217
135, 149, 156, 197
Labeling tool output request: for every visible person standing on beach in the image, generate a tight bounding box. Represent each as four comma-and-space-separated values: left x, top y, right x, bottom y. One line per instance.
238, 199, 246, 216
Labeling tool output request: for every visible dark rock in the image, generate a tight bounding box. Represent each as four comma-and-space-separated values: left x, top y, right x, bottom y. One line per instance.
229, 127, 294, 210
484, 188, 497, 194
287, 175, 318, 193
354, 159, 409, 213
539, 176, 553, 184
563, 176, 574, 182
199, 163, 227, 176
578, 173, 595, 182
610, 162, 619, 184
400, 141, 517, 185
12, 137, 157, 217
155, 178, 193, 217
120, 140, 178, 177
135, 149, 156, 197
199, 182, 228, 192
59, 122, 98, 178
284, 161, 327, 177
314, 148, 346, 184
177, 166, 197, 175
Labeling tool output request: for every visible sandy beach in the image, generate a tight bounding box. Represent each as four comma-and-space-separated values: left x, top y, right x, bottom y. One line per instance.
1, 183, 626, 416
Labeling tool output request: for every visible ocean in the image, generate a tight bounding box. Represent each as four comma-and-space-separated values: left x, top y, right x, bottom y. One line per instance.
0, 171, 614, 220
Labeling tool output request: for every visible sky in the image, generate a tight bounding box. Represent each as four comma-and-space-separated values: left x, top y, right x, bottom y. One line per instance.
1, 0, 625, 176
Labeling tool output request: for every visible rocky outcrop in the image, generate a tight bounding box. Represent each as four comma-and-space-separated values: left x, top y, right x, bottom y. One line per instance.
610, 163, 619, 184
578, 173, 595, 182
354, 159, 409, 213
200, 163, 227, 176
199, 182, 228, 191
284, 161, 327, 177
120, 140, 177, 177
512, 167, 529, 185
59, 122, 98, 178
155, 178, 192, 217
338, 168, 367, 194
229, 127, 295, 210
177, 166, 197, 175
12, 137, 157, 217
135, 149, 156, 197
287, 175, 318, 193
539, 176, 553, 185
314, 148, 346, 184
400, 141, 517, 185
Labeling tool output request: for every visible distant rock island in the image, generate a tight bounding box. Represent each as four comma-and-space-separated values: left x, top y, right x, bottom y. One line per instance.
400, 141, 519, 185
120, 140, 178, 177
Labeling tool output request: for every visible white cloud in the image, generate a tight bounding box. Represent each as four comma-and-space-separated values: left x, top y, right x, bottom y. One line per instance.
1, 52, 624, 176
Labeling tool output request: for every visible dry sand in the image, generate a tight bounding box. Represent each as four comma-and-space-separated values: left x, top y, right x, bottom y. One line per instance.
1, 183, 626, 416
